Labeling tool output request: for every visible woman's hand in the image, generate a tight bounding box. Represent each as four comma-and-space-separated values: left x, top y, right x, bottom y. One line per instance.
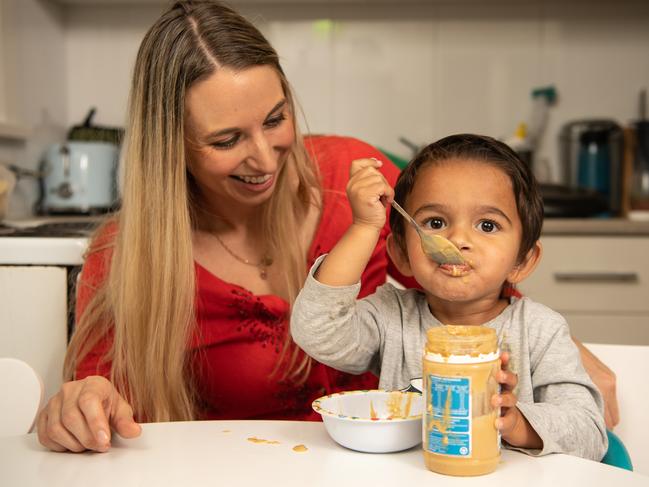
493, 352, 542, 449
36, 376, 141, 453
347, 158, 393, 231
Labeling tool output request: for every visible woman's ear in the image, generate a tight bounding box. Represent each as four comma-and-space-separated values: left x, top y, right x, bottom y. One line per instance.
508, 240, 542, 284
386, 234, 414, 277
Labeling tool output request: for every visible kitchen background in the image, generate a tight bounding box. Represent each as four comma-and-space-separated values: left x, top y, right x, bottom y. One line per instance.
0, 0, 648, 473
1, 0, 649, 217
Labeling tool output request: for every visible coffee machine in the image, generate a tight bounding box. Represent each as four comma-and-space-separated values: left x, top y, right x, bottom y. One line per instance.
558, 119, 624, 216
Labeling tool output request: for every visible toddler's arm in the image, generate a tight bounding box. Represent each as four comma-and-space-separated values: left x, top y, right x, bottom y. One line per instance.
315, 158, 394, 286
513, 321, 608, 461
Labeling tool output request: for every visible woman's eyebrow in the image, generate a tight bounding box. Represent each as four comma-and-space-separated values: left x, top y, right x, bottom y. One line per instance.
266, 99, 287, 118
203, 99, 287, 139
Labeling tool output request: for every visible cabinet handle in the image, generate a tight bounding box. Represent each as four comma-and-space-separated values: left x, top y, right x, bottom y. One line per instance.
554, 272, 639, 283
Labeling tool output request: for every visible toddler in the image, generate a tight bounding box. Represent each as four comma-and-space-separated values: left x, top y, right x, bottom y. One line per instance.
291, 134, 607, 460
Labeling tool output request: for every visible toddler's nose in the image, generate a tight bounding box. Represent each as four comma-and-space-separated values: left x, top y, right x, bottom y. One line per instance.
446, 227, 471, 252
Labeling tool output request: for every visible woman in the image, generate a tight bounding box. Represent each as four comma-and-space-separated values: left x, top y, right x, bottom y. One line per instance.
36, 0, 618, 453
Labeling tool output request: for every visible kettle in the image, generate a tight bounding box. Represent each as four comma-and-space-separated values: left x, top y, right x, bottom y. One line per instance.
558, 119, 623, 216
39, 141, 118, 214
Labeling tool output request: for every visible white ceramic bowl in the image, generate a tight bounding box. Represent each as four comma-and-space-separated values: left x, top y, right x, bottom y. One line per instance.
312, 389, 423, 453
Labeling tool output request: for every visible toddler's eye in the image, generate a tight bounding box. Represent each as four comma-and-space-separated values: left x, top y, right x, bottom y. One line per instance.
478, 220, 499, 233
422, 217, 445, 230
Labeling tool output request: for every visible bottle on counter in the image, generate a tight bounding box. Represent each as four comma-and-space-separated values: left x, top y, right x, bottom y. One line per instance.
423, 325, 501, 476
505, 122, 533, 167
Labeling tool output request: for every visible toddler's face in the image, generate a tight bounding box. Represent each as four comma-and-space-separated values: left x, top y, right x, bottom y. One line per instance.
401, 159, 526, 305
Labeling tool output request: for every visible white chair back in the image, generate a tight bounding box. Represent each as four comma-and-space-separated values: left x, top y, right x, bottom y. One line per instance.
584, 343, 649, 476
0, 357, 44, 437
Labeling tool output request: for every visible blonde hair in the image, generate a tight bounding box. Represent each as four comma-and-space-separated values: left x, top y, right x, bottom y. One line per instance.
64, 0, 320, 422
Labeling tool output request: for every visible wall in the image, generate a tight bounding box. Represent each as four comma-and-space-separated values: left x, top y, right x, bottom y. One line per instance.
7, 0, 649, 216
0, 0, 67, 219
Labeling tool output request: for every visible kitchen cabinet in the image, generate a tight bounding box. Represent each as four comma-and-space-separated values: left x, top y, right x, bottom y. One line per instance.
0, 266, 68, 402
518, 235, 649, 346
0, 222, 91, 404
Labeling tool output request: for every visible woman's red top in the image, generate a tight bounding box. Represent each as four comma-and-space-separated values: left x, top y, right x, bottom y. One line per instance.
75, 135, 410, 421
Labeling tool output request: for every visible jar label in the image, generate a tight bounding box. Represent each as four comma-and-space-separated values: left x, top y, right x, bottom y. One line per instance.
425, 375, 472, 457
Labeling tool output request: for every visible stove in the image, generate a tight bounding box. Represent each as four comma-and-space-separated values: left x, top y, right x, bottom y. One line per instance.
0, 220, 97, 237
0, 218, 99, 265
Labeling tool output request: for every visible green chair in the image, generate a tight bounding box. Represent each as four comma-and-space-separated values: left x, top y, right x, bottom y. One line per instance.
602, 430, 633, 471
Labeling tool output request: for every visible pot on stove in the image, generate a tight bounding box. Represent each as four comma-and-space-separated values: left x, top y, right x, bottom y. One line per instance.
39, 141, 118, 214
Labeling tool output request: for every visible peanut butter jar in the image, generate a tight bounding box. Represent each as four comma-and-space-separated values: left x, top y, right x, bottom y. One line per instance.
423, 325, 501, 476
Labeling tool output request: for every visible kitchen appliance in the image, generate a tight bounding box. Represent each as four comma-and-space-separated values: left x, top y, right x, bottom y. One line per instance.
629, 121, 649, 219
559, 119, 624, 216
0, 164, 16, 221
539, 183, 608, 218
39, 141, 118, 214
67, 107, 123, 145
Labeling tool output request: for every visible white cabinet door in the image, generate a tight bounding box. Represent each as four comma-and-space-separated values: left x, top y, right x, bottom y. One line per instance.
519, 236, 649, 345
0, 266, 68, 402
562, 313, 649, 346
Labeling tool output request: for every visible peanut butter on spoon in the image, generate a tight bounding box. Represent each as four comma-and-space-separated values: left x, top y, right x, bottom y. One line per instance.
390, 201, 465, 265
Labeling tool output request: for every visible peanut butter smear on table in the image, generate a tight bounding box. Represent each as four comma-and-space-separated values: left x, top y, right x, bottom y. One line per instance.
247, 437, 280, 445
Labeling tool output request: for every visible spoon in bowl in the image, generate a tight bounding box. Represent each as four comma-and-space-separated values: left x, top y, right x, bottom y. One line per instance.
390, 200, 465, 265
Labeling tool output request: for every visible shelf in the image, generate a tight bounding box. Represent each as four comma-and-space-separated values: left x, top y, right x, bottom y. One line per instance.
0, 121, 30, 141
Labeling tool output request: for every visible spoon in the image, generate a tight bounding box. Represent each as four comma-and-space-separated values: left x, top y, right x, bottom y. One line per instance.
390, 200, 465, 265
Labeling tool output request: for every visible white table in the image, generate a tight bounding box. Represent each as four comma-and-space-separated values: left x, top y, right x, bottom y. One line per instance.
0, 421, 646, 486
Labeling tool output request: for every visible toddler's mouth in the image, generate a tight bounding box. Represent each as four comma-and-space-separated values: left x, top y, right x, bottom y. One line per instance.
438, 263, 472, 277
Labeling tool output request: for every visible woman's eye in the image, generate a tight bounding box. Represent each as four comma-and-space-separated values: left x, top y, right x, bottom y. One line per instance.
478, 220, 499, 233
264, 113, 286, 128
422, 217, 445, 230
211, 135, 240, 149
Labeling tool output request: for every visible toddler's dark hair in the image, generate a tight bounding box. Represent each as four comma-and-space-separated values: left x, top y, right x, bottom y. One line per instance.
389, 133, 544, 263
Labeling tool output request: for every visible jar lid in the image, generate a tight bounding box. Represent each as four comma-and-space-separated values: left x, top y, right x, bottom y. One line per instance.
426, 325, 497, 357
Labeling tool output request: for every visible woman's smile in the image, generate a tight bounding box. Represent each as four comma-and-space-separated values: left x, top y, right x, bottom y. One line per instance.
228, 173, 276, 193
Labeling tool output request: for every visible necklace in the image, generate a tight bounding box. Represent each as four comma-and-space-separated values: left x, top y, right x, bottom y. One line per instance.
211, 232, 273, 280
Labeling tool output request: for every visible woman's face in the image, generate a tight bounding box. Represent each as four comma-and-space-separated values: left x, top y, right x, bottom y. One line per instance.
184, 65, 295, 213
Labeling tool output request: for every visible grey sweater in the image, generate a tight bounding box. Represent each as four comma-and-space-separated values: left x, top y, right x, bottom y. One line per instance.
291, 256, 608, 461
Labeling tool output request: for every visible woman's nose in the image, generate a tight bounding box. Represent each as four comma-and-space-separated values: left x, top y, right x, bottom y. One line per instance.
248, 134, 277, 173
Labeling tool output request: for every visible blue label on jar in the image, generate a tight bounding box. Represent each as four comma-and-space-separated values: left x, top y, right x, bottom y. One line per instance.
425, 375, 471, 457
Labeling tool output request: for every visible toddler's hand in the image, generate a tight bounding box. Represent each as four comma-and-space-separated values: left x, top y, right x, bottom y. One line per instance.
492, 351, 542, 449
347, 158, 394, 230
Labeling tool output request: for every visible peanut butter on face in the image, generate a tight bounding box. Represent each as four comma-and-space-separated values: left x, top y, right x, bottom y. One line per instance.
423, 325, 500, 476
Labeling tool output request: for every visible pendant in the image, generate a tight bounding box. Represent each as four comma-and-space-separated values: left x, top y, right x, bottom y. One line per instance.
259, 267, 268, 280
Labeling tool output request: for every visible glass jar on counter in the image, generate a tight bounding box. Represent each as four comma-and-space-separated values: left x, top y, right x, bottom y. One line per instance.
423, 325, 501, 476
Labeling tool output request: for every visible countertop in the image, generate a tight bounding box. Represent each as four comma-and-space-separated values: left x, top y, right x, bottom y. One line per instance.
1, 217, 648, 267
542, 218, 649, 236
